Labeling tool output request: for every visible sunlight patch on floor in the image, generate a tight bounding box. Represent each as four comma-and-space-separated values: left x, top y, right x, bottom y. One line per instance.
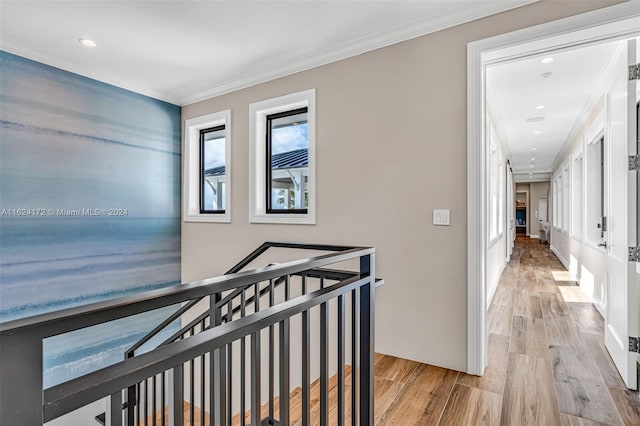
551, 270, 577, 282
558, 285, 593, 303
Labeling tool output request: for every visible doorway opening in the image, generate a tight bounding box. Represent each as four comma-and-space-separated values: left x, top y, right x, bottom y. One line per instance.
466, 2, 639, 389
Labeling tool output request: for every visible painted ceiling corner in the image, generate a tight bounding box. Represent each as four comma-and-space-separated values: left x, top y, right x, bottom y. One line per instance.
0, 1, 539, 106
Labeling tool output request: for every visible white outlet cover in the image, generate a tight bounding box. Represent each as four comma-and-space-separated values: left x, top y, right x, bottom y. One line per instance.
433, 209, 450, 226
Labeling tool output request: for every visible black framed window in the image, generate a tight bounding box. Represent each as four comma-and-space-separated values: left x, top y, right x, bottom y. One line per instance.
266, 107, 309, 213
200, 125, 226, 214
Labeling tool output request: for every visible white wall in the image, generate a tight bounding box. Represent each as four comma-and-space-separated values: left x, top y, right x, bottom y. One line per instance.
181, 0, 623, 372
550, 96, 608, 312
486, 112, 509, 305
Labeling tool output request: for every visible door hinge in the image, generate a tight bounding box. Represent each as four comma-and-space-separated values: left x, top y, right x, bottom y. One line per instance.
629, 246, 640, 262
630, 155, 640, 171
630, 64, 640, 81
630, 337, 640, 353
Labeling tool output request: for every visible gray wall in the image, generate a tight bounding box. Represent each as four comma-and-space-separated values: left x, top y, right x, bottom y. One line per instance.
181, 0, 621, 371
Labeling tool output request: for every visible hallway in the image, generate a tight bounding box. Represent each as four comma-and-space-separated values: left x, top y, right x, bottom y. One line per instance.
373, 236, 640, 425
481, 236, 639, 425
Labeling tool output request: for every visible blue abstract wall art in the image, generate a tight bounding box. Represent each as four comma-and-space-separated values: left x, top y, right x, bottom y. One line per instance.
0, 51, 182, 387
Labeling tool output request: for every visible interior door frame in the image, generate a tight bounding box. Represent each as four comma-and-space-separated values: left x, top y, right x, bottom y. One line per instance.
466, 2, 640, 375
506, 164, 514, 260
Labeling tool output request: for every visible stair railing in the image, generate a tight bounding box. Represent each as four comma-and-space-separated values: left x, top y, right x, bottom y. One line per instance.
121, 242, 360, 426
0, 245, 378, 426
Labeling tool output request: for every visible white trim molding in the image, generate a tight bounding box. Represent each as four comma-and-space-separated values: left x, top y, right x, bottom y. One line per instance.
249, 89, 316, 225
181, 2, 539, 104
183, 110, 232, 223
467, 2, 640, 376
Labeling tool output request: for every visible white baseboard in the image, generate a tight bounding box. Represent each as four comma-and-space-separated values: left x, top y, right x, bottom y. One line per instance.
593, 295, 605, 317
550, 245, 570, 270
487, 260, 506, 306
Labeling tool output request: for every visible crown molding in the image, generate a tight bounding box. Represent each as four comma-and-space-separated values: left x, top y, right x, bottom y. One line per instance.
179, 1, 539, 105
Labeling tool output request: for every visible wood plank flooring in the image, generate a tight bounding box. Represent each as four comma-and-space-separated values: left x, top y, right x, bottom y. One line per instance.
170, 237, 640, 425
375, 236, 638, 425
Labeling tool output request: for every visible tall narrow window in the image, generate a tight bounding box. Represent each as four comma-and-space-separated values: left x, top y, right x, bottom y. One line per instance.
249, 89, 316, 224
200, 125, 226, 213
562, 164, 570, 233
266, 107, 308, 213
184, 110, 231, 223
557, 173, 564, 231
489, 143, 498, 241
586, 135, 604, 245
553, 177, 558, 228
571, 155, 583, 240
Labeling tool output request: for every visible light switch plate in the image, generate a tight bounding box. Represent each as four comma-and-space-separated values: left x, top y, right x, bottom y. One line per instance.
433, 209, 450, 226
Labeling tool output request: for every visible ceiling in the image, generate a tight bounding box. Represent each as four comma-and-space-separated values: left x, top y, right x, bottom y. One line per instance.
0, 0, 535, 105
486, 40, 623, 181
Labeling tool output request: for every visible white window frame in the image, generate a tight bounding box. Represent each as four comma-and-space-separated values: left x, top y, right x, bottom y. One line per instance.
183, 110, 232, 223
553, 176, 559, 229
498, 156, 504, 236
489, 142, 498, 244
562, 162, 570, 234
585, 129, 605, 248
249, 89, 316, 224
571, 150, 584, 242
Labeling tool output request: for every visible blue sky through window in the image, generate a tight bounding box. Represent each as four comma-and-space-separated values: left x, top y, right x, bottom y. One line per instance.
272, 123, 308, 155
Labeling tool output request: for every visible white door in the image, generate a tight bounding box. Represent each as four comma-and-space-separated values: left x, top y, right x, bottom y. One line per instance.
605, 38, 638, 390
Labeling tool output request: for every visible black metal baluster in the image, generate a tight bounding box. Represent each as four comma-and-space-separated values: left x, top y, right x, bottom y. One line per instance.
337, 294, 345, 426
144, 378, 148, 426
253, 282, 261, 425
359, 255, 375, 425
320, 301, 329, 426
279, 318, 290, 426
201, 333, 205, 426
268, 279, 275, 422
301, 276, 310, 426
137, 382, 141, 426
162, 371, 166, 426
172, 364, 184, 426
127, 352, 136, 426
190, 329, 195, 426
351, 289, 357, 426
250, 331, 261, 426
153, 375, 157, 426
241, 290, 246, 426
227, 301, 233, 426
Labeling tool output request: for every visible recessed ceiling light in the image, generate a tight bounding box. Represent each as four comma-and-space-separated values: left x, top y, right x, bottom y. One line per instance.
533, 130, 541, 135
78, 38, 97, 48
532, 147, 538, 151
536, 105, 545, 110
541, 57, 554, 64
531, 157, 536, 161
530, 165, 535, 168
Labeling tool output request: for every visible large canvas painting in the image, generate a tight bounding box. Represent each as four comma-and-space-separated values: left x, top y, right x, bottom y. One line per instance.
0, 51, 182, 387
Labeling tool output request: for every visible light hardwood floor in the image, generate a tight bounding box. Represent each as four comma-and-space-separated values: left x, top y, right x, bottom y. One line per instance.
372, 236, 640, 426
156, 237, 640, 425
